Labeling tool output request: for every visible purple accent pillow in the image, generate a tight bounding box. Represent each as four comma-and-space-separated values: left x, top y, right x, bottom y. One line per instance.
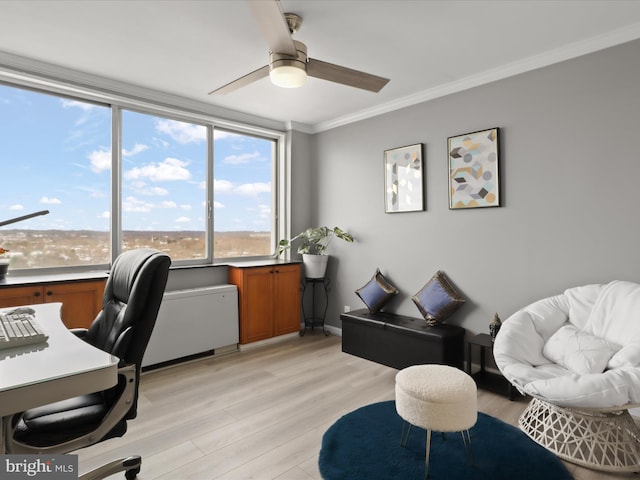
412, 271, 465, 326
355, 269, 399, 313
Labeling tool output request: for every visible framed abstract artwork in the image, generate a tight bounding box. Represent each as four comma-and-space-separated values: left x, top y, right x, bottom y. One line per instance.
448, 128, 500, 209
384, 143, 424, 213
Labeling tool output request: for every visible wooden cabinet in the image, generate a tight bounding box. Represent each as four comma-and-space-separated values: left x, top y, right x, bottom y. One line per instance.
229, 263, 301, 344
0, 280, 105, 329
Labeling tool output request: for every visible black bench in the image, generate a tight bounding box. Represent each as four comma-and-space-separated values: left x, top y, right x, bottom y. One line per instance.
341, 309, 465, 370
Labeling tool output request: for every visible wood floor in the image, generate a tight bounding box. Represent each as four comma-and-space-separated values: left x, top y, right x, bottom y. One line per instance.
76, 334, 631, 479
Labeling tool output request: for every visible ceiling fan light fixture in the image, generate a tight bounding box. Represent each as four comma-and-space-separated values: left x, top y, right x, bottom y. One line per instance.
270, 64, 307, 88
269, 40, 308, 88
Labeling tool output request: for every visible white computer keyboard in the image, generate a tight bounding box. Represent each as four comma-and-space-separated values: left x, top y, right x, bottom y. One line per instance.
0, 310, 49, 350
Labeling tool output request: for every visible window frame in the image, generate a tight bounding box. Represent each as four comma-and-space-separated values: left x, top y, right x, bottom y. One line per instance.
0, 77, 288, 273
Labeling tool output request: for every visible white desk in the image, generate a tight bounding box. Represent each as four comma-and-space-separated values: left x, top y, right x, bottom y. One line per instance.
0, 302, 118, 420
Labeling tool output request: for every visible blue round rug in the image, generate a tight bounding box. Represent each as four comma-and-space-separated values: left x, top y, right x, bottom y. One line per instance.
319, 401, 573, 480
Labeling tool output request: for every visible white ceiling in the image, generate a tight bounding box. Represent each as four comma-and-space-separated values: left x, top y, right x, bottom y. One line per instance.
1, 0, 640, 132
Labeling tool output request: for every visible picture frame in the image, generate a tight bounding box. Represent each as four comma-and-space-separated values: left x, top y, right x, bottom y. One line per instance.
384, 143, 424, 213
448, 128, 500, 209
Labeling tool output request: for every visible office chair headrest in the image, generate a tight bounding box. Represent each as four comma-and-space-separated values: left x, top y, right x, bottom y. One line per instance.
111, 248, 159, 303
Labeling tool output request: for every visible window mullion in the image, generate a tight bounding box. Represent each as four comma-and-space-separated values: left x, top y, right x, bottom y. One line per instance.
207, 125, 214, 262
111, 105, 122, 264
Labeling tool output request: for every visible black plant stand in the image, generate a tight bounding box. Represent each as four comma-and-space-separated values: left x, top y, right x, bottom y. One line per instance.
301, 277, 330, 336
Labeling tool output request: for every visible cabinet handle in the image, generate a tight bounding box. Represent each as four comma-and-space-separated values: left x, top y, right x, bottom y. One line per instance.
34, 291, 41, 297
46, 290, 53, 296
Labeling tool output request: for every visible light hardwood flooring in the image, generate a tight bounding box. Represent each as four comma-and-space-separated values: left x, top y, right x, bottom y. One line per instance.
76, 334, 630, 480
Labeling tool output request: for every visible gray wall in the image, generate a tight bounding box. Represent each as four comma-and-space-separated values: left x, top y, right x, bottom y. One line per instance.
309, 38, 640, 334
290, 129, 316, 236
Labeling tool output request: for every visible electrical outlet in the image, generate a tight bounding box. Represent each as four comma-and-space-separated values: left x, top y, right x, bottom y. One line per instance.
344, 305, 351, 313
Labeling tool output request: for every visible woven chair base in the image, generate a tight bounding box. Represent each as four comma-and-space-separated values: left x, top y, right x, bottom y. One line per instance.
519, 397, 640, 473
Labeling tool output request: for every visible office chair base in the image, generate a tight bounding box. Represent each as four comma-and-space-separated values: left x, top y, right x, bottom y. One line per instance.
79, 455, 141, 480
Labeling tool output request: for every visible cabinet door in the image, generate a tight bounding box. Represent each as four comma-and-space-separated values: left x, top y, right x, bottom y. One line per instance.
238, 267, 274, 344
0, 285, 43, 308
273, 264, 301, 337
45, 280, 105, 329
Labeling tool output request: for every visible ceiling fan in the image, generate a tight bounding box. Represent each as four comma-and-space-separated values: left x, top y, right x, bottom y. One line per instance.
208, 0, 389, 95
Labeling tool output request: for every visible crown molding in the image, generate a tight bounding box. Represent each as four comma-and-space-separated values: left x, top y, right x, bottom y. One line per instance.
311, 22, 640, 133
286, 121, 315, 134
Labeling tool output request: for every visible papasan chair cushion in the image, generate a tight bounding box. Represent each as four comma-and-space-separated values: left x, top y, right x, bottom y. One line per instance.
494, 280, 640, 408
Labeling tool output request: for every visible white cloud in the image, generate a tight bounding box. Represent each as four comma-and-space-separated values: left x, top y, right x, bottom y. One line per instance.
211, 179, 271, 196
213, 130, 236, 140
60, 99, 96, 112
258, 203, 271, 218
136, 186, 169, 196
223, 151, 261, 165
246, 203, 271, 221
61, 99, 101, 128
214, 179, 234, 192
121, 197, 182, 213
40, 196, 62, 205
235, 182, 271, 196
155, 119, 206, 144
180, 204, 192, 211
8, 204, 24, 211
100, 211, 110, 219
89, 148, 111, 173
214, 201, 225, 209
123, 196, 153, 213
124, 158, 191, 182
123, 143, 149, 157
175, 216, 190, 223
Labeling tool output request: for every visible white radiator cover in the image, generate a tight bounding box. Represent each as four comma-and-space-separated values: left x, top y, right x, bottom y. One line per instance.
142, 285, 239, 367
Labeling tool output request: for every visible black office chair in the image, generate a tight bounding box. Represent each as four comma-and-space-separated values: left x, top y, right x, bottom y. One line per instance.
2, 248, 171, 480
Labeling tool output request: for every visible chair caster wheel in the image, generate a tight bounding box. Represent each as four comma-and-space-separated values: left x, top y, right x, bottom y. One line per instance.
125, 467, 140, 480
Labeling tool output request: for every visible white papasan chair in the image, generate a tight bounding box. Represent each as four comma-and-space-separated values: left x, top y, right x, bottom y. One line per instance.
494, 280, 640, 473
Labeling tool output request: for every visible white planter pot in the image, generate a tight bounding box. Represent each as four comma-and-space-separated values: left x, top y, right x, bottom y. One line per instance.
302, 254, 329, 279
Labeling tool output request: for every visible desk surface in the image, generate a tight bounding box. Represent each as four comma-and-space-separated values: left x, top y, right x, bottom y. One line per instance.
0, 303, 118, 417
0, 270, 108, 287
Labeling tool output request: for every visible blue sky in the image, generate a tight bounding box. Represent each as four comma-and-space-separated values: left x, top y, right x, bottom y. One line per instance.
0, 84, 273, 232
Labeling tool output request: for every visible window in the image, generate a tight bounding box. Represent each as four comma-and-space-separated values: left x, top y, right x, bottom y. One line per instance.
121, 110, 207, 261
0, 84, 111, 269
213, 129, 275, 258
0, 81, 283, 272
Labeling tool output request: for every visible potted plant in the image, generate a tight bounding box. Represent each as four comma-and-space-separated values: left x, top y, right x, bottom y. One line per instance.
278, 226, 354, 278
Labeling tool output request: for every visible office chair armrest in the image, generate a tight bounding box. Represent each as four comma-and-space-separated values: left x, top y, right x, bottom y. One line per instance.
70, 328, 89, 339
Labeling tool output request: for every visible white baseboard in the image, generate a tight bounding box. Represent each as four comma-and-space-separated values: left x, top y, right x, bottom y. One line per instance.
324, 324, 342, 337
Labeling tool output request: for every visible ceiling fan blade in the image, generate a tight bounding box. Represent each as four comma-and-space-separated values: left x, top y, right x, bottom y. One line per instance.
307, 59, 389, 93
208, 65, 270, 95
248, 0, 297, 56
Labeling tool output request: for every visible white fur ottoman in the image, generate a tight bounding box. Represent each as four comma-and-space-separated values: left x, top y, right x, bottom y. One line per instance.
395, 364, 477, 478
